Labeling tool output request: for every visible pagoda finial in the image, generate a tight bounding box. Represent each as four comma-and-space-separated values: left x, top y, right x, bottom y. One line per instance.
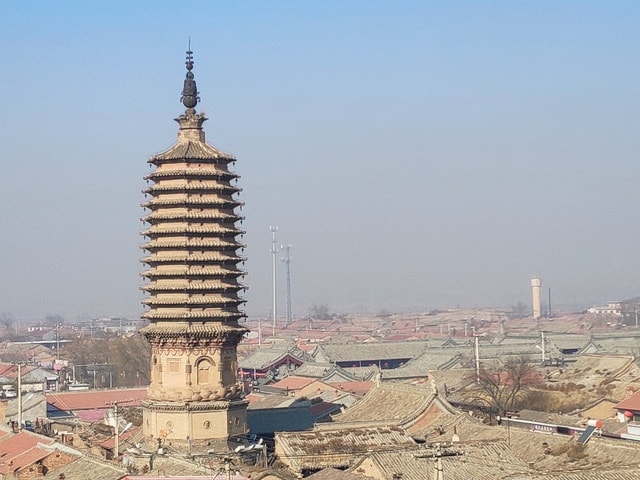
181, 40, 200, 110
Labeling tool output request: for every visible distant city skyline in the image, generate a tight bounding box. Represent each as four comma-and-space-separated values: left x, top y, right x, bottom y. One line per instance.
1, 2, 639, 320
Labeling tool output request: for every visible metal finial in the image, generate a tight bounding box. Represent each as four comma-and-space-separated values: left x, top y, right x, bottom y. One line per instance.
181, 42, 199, 109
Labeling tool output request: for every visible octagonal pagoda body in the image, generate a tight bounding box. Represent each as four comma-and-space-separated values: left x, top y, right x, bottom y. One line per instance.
140, 57, 249, 447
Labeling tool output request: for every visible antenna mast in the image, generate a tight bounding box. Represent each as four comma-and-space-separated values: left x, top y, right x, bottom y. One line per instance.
270, 226, 278, 336
281, 244, 293, 326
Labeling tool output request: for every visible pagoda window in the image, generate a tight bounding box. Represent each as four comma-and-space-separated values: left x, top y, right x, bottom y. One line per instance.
169, 360, 180, 374
196, 358, 214, 385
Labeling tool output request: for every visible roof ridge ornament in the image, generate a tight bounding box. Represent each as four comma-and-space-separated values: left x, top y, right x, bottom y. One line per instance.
181, 42, 200, 110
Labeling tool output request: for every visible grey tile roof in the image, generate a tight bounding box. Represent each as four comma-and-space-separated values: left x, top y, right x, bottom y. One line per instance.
313, 341, 429, 363
331, 383, 434, 425
307, 467, 374, 480
293, 363, 377, 382
152, 140, 234, 160
351, 442, 531, 480
275, 426, 415, 473
47, 456, 126, 480
381, 351, 462, 379
291, 362, 332, 378
240, 346, 310, 370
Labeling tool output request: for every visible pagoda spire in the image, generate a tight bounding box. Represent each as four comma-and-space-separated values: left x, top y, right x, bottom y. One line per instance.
180, 44, 200, 110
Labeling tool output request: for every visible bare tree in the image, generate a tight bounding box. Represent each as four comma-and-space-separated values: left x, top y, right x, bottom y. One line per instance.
510, 302, 528, 318
470, 356, 540, 415
309, 304, 331, 320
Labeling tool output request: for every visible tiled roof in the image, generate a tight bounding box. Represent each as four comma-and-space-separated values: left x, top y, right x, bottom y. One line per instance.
514, 409, 583, 426
313, 341, 428, 363
240, 346, 310, 370
270, 376, 315, 391
332, 383, 434, 425
351, 443, 530, 480
309, 401, 343, 420
0, 429, 59, 475
292, 362, 332, 378
342, 365, 380, 381
381, 351, 462, 379
152, 140, 235, 161
76, 409, 110, 422
614, 390, 640, 411
0, 430, 55, 456
49, 456, 126, 480
275, 426, 415, 473
46, 388, 147, 411
308, 467, 374, 480
124, 476, 248, 480
326, 381, 374, 397
0, 446, 50, 475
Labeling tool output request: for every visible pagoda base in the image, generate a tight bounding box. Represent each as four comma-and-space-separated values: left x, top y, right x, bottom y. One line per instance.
142, 399, 247, 452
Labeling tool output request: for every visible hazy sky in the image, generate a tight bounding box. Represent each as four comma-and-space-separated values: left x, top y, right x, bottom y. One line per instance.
1, 1, 639, 321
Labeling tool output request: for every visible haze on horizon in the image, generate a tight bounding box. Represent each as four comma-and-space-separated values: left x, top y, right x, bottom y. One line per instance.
0, 2, 639, 321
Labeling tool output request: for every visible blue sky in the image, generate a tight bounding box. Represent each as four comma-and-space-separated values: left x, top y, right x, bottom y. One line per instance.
1, 1, 639, 320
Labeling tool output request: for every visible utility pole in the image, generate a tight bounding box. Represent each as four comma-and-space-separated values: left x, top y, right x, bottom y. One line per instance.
270, 225, 278, 336
414, 443, 463, 480
107, 399, 133, 462
114, 401, 120, 460
56, 323, 60, 360
474, 335, 480, 384
17, 363, 22, 431
434, 448, 444, 480
258, 318, 262, 347
540, 330, 546, 364
281, 244, 293, 326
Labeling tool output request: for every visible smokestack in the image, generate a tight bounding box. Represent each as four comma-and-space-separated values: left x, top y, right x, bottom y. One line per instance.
531, 278, 541, 320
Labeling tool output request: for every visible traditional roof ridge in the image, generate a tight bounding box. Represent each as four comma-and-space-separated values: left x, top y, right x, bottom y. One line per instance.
142, 295, 244, 306
143, 181, 241, 193
141, 280, 242, 291
151, 140, 235, 161
141, 311, 246, 321
142, 239, 243, 248
140, 323, 248, 335
141, 266, 244, 277
142, 252, 245, 262
142, 225, 244, 235
145, 167, 239, 179
144, 211, 243, 221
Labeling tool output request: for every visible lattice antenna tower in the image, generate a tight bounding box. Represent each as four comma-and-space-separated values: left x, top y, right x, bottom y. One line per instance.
281, 244, 293, 326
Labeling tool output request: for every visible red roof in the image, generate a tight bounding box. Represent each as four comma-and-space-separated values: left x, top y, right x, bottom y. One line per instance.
75, 409, 110, 422
270, 376, 315, 391
0, 430, 56, 474
0, 363, 40, 379
615, 390, 640, 412
0, 447, 49, 474
0, 430, 54, 456
47, 388, 147, 411
327, 380, 374, 396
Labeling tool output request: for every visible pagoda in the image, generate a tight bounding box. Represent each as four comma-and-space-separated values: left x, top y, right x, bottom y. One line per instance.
140, 50, 249, 448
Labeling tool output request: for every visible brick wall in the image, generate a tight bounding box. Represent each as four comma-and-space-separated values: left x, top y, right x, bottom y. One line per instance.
15, 450, 77, 480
